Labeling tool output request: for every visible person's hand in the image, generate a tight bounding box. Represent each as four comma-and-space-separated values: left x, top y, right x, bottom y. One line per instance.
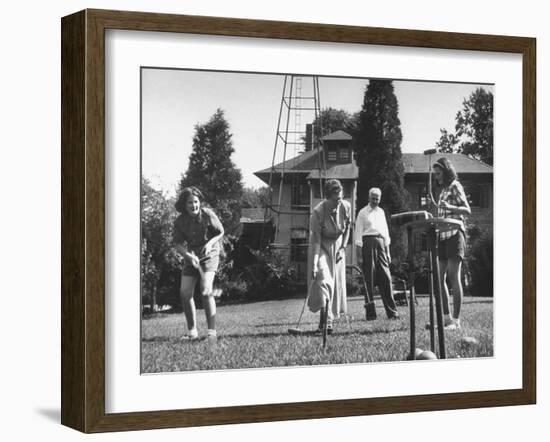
427, 194, 438, 208
355, 246, 363, 267
188, 253, 200, 269
202, 243, 213, 257
439, 201, 453, 211
336, 247, 345, 263
312, 263, 319, 280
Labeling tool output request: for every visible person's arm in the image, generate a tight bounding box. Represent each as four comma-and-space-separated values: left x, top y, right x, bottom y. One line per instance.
440, 183, 471, 216
173, 220, 199, 267
354, 209, 364, 266
380, 209, 392, 262
309, 209, 321, 279
202, 209, 225, 256
338, 203, 351, 263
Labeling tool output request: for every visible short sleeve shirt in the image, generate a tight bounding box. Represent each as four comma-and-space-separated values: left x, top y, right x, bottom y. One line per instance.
437, 179, 470, 240
172, 207, 224, 257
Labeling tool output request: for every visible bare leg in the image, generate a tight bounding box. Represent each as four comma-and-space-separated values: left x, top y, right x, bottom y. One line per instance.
447, 257, 464, 319
203, 296, 216, 330
439, 259, 450, 316
180, 275, 197, 331
201, 272, 217, 331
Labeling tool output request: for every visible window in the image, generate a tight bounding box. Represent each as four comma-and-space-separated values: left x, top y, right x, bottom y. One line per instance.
327, 149, 337, 162
417, 185, 428, 208
464, 184, 488, 208
290, 238, 307, 262
339, 148, 350, 162
291, 182, 309, 208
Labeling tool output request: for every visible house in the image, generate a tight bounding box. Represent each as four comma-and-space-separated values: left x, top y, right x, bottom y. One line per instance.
252, 130, 493, 281
402, 152, 493, 230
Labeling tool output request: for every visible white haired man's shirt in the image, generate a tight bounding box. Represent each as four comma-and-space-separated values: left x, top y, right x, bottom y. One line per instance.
354, 205, 391, 247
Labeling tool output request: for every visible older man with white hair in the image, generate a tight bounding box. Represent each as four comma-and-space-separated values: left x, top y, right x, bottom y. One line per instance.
355, 187, 400, 319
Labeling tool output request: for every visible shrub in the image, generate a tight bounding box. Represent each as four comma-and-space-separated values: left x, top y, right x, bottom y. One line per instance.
465, 225, 493, 297
346, 273, 363, 298
217, 246, 300, 302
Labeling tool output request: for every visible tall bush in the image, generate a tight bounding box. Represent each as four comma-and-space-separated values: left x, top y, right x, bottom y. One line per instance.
465, 225, 493, 297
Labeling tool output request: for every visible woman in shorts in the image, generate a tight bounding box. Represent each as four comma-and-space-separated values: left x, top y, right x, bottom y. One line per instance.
173, 186, 224, 340
432, 157, 471, 330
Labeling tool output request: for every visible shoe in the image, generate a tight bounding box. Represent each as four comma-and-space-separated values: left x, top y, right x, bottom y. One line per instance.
181, 329, 199, 341
327, 323, 334, 335
207, 329, 218, 341
364, 302, 377, 321
387, 314, 400, 320
445, 319, 461, 330
444, 316, 454, 327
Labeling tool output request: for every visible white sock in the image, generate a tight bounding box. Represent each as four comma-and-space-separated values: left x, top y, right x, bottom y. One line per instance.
188, 328, 198, 337
207, 329, 217, 337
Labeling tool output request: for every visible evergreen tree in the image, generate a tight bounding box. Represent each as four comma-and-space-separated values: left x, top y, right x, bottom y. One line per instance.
179, 109, 244, 230
354, 80, 408, 216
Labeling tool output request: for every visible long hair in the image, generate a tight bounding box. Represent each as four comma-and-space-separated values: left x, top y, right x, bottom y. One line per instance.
433, 157, 458, 187
175, 186, 204, 214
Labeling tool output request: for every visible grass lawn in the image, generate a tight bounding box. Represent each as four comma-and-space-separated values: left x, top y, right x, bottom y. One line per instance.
141, 295, 493, 373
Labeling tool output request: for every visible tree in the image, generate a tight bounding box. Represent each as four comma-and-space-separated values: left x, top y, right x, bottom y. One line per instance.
436, 87, 494, 165
241, 186, 270, 208
302, 107, 360, 148
179, 109, 244, 230
353, 80, 409, 216
141, 178, 180, 310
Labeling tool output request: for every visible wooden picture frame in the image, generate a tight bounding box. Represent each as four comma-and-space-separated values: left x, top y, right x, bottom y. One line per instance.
61, 9, 536, 433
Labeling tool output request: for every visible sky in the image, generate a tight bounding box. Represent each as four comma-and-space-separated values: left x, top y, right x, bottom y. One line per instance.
142, 68, 493, 196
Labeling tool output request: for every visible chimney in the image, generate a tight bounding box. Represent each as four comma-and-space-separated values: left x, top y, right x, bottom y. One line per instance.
305, 123, 313, 151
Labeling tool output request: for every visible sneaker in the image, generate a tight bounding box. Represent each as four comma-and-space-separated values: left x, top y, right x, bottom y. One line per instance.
317, 322, 334, 334
426, 318, 457, 329
181, 329, 199, 341
445, 319, 461, 330
206, 329, 218, 340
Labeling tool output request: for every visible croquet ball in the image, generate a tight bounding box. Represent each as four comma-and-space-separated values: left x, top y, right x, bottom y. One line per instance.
460, 336, 479, 347
417, 350, 438, 360
407, 348, 424, 360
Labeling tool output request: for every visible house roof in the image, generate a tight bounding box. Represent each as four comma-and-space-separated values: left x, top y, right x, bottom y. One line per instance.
322, 130, 352, 141
254, 151, 492, 185
402, 153, 493, 174
254, 148, 321, 183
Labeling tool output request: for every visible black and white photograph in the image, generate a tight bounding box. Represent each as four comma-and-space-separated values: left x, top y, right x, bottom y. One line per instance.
140, 69, 494, 373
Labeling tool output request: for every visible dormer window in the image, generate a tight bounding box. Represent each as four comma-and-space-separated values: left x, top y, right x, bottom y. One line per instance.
339, 148, 350, 162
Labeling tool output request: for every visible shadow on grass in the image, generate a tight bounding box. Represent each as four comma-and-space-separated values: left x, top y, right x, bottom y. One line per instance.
142, 322, 409, 343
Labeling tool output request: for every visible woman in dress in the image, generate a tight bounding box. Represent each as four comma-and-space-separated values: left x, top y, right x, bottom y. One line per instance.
432, 157, 471, 330
173, 186, 224, 340
307, 179, 351, 333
